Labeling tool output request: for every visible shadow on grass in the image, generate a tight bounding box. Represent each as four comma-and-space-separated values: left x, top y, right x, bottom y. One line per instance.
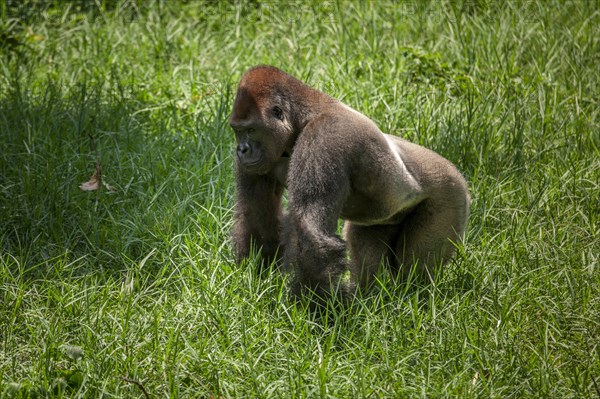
0, 77, 233, 281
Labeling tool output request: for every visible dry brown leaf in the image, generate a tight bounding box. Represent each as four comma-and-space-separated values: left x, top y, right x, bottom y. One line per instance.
79, 162, 101, 191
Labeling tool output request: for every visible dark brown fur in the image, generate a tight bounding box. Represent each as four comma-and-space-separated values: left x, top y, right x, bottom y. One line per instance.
230, 65, 470, 298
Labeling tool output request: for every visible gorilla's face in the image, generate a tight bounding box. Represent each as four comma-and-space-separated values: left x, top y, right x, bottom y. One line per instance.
230, 86, 293, 175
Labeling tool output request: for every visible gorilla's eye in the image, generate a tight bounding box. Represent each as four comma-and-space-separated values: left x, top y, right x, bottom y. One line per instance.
272, 106, 283, 120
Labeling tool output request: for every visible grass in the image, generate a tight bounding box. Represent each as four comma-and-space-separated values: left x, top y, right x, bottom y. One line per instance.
0, 0, 598, 397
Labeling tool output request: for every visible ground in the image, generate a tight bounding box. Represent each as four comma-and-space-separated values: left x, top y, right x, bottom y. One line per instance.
0, 1, 598, 398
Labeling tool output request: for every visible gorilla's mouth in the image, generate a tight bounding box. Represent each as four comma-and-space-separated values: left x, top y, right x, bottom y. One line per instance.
240, 160, 273, 175
241, 160, 262, 170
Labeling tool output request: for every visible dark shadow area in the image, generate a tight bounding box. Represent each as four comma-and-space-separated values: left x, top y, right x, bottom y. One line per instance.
0, 71, 234, 282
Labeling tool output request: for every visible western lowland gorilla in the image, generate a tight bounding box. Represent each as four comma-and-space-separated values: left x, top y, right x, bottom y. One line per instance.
230, 65, 470, 299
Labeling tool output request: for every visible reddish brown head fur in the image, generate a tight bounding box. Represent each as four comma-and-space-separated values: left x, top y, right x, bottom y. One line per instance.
231, 66, 284, 124
231, 65, 327, 127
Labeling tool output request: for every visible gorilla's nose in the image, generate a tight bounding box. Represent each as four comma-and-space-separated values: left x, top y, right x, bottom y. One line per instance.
237, 142, 252, 158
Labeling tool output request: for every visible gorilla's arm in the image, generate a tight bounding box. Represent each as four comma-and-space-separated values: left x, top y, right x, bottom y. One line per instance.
232, 167, 284, 265
282, 129, 354, 297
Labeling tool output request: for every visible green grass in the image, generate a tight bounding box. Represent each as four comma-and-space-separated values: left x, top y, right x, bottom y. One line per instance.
1, 0, 598, 397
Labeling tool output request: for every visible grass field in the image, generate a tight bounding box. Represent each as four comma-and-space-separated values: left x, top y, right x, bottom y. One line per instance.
1, 1, 598, 397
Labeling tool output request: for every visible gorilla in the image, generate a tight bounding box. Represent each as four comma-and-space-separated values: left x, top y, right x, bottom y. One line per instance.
230, 65, 470, 298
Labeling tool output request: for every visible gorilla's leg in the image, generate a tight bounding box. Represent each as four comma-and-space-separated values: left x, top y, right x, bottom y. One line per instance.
393, 199, 468, 281
344, 222, 398, 288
